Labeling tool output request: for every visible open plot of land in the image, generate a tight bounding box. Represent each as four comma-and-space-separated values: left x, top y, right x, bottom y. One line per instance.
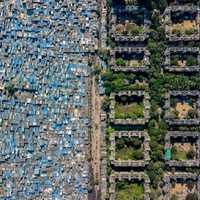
171, 20, 197, 33
169, 96, 197, 120
170, 183, 196, 200
115, 180, 144, 200
174, 142, 196, 152
176, 102, 193, 118
177, 60, 187, 67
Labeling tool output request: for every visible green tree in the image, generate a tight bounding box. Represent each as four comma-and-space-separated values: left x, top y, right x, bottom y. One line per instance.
187, 55, 197, 66
131, 29, 140, 36
169, 110, 179, 120
93, 65, 101, 75
187, 180, 195, 191
171, 194, 178, 200
130, 137, 142, 148
153, 0, 167, 12
151, 11, 161, 30
150, 189, 157, 200
187, 109, 197, 119
113, 79, 125, 92
186, 149, 196, 160
5, 84, 15, 96
116, 138, 125, 150
170, 98, 179, 107
172, 29, 181, 37
171, 146, 177, 158
137, 0, 152, 10
122, 30, 128, 35
132, 148, 144, 159
101, 96, 110, 111
171, 55, 179, 66
116, 58, 126, 66
102, 71, 115, 82
186, 193, 198, 200
185, 29, 196, 35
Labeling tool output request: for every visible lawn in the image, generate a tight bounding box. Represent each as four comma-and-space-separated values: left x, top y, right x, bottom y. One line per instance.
115, 147, 133, 160
115, 102, 143, 119
115, 181, 144, 200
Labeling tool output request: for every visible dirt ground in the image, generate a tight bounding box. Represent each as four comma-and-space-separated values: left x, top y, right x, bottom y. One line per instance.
170, 183, 196, 200
129, 60, 140, 67
174, 142, 196, 152
178, 60, 187, 67
175, 102, 192, 118
116, 22, 142, 33
171, 20, 197, 33
91, 75, 102, 199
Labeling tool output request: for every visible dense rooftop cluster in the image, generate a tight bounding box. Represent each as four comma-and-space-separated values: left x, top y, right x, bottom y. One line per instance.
0, 0, 98, 199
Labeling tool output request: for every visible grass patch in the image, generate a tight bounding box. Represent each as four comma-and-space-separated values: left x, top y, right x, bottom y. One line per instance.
171, 146, 187, 161
115, 102, 143, 119
116, 180, 144, 200
115, 147, 133, 160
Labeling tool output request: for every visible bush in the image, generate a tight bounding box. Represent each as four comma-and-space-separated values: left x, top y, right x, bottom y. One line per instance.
187, 109, 197, 119
132, 148, 144, 159
171, 55, 179, 66
122, 30, 128, 35
116, 58, 126, 66
93, 65, 101, 75
186, 149, 196, 160
170, 98, 179, 107
169, 110, 179, 120
185, 29, 196, 35
131, 29, 140, 36
172, 29, 181, 37
101, 96, 110, 111
187, 55, 197, 66
187, 180, 196, 191
5, 84, 15, 96
171, 194, 178, 200
116, 138, 125, 150
186, 192, 198, 200
130, 137, 142, 148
